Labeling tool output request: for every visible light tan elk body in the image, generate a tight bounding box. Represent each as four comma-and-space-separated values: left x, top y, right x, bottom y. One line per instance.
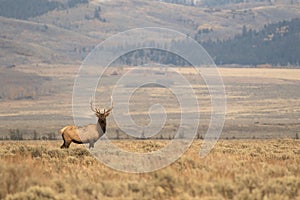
60, 99, 113, 149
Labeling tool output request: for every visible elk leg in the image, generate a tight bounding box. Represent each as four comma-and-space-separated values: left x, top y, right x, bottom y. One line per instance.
64, 140, 71, 148
61, 136, 67, 149
89, 142, 95, 149
61, 135, 71, 149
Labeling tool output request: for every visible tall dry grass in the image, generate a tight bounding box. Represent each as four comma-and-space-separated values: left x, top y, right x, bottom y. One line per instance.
0, 139, 299, 199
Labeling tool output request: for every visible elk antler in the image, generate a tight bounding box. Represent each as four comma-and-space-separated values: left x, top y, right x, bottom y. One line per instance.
105, 96, 114, 116
90, 98, 100, 113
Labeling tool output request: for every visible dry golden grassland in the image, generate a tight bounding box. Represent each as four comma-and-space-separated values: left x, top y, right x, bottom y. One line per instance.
1, 67, 300, 139
0, 139, 299, 200
1, 68, 300, 199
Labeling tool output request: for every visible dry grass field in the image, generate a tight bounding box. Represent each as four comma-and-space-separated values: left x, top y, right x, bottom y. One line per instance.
1, 67, 300, 140
0, 139, 299, 199
0, 68, 300, 199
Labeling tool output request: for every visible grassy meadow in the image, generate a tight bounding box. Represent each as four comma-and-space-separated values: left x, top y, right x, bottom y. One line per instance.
0, 68, 300, 199
1, 67, 300, 140
0, 139, 299, 200
1, 1, 300, 199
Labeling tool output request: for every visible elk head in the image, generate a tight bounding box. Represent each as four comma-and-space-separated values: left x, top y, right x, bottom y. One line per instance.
90, 96, 113, 133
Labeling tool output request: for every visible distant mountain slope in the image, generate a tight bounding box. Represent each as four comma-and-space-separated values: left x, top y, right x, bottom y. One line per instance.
201, 18, 300, 66
94, 18, 300, 67
159, 0, 274, 7
0, 16, 97, 66
0, 0, 89, 19
33, 0, 300, 41
0, 0, 62, 19
0, 0, 299, 67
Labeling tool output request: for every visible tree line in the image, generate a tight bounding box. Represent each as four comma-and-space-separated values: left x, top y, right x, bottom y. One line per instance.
199, 18, 300, 66
110, 18, 300, 67
0, 0, 88, 20
4, 129, 57, 140
115, 49, 190, 67
201, 0, 273, 7
158, 0, 276, 7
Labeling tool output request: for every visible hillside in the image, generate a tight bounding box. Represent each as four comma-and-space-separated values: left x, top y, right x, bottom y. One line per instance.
0, 0, 300, 68
33, 0, 300, 40
201, 18, 300, 66
0, 0, 89, 19
0, 16, 97, 67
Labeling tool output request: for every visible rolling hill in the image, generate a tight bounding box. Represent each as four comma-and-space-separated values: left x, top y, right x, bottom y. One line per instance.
0, 0, 300, 68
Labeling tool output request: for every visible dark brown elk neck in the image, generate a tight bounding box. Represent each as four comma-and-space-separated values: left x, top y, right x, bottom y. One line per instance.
98, 118, 106, 133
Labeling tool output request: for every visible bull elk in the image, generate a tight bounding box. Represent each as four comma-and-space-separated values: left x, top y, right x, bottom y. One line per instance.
60, 97, 113, 149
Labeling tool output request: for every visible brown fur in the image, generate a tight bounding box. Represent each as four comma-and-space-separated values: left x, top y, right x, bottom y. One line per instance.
60, 123, 104, 149
60, 99, 113, 149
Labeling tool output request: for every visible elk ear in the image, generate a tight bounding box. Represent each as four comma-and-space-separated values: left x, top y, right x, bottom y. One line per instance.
105, 112, 111, 117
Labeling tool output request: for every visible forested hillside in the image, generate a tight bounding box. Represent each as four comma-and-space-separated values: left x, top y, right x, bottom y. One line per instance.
200, 18, 300, 66
110, 18, 300, 67
159, 0, 276, 7
0, 0, 88, 19
201, 0, 274, 7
